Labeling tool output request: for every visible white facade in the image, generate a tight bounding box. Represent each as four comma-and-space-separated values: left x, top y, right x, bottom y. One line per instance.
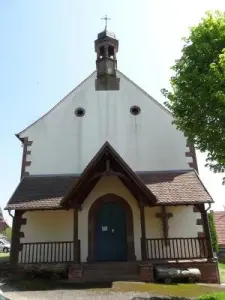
19, 176, 202, 263
19, 71, 192, 175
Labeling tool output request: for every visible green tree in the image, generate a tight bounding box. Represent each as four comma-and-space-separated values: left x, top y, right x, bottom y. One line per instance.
162, 11, 225, 179
2, 227, 12, 241
208, 212, 218, 252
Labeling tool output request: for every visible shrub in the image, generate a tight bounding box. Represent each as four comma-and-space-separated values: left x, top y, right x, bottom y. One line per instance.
198, 293, 225, 300
219, 256, 225, 263
208, 212, 218, 252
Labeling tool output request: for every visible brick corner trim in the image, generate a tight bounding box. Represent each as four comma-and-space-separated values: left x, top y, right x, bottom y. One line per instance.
21, 137, 33, 178
185, 140, 199, 172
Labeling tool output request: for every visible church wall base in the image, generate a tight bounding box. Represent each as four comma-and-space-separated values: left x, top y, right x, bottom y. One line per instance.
12, 260, 220, 284
156, 260, 220, 284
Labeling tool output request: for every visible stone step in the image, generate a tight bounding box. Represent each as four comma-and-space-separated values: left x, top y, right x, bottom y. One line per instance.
82, 269, 138, 277
69, 273, 140, 283
82, 262, 139, 271
68, 262, 152, 283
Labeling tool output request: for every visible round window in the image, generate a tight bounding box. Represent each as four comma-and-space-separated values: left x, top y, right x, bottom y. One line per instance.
75, 107, 85, 117
130, 105, 141, 116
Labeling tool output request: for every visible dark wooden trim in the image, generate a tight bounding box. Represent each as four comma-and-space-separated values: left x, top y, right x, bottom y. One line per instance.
145, 237, 208, 260
193, 205, 200, 212
186, 140, 199, 172
20, 137, 33, 178
10, 210, 26, 269
20, 139, 28, 179
87, 194, 136, 262
73, 208, 80, 263
140, 202, 147, 260
61, 142, 157, 208
198, 232, 205, 238
18, 232, 25, 238
195, 204, 213, 258
185, 151, 191, 157
196, 219, 203, 225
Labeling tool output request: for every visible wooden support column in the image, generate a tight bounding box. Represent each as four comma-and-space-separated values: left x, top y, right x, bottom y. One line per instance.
10, 210, 26, 270
73, 207, 80, 263
140, 202, 147, 260
199, 204, 214, 259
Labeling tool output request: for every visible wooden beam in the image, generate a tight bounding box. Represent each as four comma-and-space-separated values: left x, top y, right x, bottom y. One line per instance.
140, 202, 147, 260
10, 210, 26, 269
73, 208, 80, 263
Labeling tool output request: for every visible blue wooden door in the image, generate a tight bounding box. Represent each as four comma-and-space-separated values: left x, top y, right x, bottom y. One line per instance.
95, 201, 127, 261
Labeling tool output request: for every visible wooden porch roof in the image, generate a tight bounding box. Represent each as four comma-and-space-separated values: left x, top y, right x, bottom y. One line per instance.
6, 143, 213, 210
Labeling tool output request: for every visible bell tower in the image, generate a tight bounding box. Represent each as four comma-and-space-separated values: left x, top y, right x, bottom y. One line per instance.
95, 15, 120, 90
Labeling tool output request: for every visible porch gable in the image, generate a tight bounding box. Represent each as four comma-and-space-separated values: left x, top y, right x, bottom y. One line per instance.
61, 141, 157, 208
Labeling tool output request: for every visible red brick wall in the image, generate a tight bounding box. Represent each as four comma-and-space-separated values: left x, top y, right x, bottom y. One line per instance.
139, 264, 153, 282
162, 261, 220, 284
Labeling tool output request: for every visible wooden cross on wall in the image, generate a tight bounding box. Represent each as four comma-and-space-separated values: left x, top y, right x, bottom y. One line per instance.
156, 206, 173, 241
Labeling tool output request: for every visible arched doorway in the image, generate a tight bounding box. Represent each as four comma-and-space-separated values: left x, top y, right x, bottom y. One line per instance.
96, 201, 126, 261
88, 194, 136, 262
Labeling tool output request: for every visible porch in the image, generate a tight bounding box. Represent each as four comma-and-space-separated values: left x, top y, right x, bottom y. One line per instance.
19, 237, 210, 264
17, 237, 219, 283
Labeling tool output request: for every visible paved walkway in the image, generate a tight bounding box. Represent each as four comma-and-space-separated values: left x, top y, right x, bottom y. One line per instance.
2, 282, 225, 300
1, 285, 152, 300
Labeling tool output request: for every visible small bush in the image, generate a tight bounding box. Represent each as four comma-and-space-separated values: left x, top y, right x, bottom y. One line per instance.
198, 292, 225, 300
219, 256, 225, 264
208, 212, 218, 252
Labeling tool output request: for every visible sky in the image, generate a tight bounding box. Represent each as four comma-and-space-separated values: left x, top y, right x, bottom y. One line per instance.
0, 0, 225, 226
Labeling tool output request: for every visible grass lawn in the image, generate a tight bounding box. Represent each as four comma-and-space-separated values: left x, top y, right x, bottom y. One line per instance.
113, 282, 225, 298
219, 263, 225, 283
0, 253, 9, 263
6, 279, 225, 298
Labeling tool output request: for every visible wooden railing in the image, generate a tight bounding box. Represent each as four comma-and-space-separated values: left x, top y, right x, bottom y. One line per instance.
144, 237, 210, 260
19, 241, 74, 264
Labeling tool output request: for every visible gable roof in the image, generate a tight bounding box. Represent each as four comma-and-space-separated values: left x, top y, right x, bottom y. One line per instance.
16, 70, 171, 141
214, 211, 225, 246
6, 169, 213, 211
61, 141, 157, 207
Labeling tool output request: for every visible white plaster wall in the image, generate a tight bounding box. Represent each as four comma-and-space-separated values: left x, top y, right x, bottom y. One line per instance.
18, 196, 204, 263
19, 210, 73, 263
145, 206, 203, 259
19, 71, 192, 175
167, 206, 202, 238
78, 175, 142, 262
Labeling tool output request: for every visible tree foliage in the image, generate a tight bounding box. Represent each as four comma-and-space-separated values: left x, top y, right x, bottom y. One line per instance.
162, 11, 225, 179
2, 227, 12, 242
208, 212, 218, 253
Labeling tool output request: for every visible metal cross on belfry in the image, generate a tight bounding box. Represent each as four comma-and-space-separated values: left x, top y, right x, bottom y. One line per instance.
101, 15, 111, 30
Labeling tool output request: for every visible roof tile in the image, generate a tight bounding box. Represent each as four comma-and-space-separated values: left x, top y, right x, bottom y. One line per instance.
6, 170, 213, 210
214, 212, 225, 245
